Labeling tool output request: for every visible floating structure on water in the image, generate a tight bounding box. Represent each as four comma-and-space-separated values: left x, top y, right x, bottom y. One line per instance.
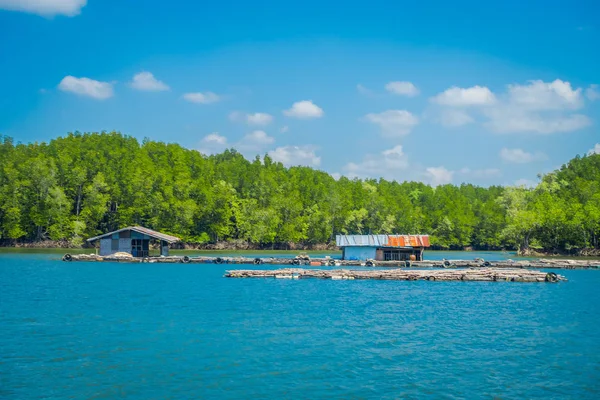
336, 234, 430, 261
86, 226, 180, 257
61, 253, 599, 270
224, 268, 566, 283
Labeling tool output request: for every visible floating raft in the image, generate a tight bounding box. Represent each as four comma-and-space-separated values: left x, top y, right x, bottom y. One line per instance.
62, 253, 600, 270
224, 268, 565, 283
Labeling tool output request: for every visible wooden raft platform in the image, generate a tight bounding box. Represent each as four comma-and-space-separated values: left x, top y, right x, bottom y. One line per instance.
62, 253, 600, 270
224, 268, 565, 282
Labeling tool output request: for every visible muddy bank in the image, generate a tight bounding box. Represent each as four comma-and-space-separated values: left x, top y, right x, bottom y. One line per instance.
173, 241, 338, 251
0, 239, 338, 251
518, 248, 600, 257
0, 240, 83, 249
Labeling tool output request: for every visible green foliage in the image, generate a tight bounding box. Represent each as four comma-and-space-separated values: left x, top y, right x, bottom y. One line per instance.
0, 132, 599, 251
498, 154, 600, 252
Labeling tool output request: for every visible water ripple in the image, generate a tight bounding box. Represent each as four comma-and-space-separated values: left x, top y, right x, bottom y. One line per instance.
1, 254, 599, 399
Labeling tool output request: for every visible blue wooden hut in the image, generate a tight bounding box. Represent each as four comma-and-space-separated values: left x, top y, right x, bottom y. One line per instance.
87, 226, 180, 257
336, 234, 430, 261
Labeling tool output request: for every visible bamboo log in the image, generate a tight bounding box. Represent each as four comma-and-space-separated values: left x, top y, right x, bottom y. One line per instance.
62, 254, 599, 270
224, 268, 565, 283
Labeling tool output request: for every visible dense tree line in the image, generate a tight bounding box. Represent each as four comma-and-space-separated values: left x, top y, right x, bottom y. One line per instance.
0, 132, 599, 252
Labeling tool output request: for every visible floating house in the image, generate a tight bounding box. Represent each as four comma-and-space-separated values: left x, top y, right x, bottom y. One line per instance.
87, 226, 180, 257
336, 234, 430, 261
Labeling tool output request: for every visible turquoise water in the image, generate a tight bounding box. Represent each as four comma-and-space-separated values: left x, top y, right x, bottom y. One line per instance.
1, 252, 599, 399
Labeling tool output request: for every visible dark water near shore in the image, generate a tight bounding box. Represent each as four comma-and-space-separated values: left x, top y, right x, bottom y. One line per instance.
1, 252, 600, 399
2, 247, 600, 261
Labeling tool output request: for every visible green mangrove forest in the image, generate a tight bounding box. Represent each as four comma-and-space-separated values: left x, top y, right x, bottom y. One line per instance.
0, 132, 599, 254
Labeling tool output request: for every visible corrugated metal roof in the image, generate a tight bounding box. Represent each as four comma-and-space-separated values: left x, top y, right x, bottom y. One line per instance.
87, 226, 181, 243
336, 234, 430, 248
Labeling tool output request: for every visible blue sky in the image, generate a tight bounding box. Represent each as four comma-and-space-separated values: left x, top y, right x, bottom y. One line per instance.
0, 0, 598, 186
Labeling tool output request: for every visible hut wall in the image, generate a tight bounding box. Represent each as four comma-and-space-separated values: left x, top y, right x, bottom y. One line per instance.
100, 239, 112, 256
118, 238, 132, 254
131, 231, 150, 240
343, 246, 377, 261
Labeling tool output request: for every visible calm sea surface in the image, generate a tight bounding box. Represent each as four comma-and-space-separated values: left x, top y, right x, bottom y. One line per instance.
1, 251, 599, 399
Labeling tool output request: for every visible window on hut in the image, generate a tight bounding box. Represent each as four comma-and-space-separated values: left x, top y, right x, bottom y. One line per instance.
384, 250, 411, 261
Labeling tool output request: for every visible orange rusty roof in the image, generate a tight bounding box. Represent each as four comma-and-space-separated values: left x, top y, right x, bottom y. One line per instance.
386, 235, 430, 247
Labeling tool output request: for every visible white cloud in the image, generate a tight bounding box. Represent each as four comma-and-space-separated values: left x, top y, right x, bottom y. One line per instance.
279, 126, 289, 133
246, 113, 273, 126
283, 100, 324, 119
586, 84, 599, 101
385, 81, 419, 97
357, 84, 374, 96
199, 133, 228, 155
485, 109, 591, 134
330, 172, 342, 181
500, 148, 547, 164
245, 130, 274, 144
203, 133, 227, 145
458, 168, 502, 178
506, 79, 583, 110
433, 79, 592, 134
341, 150, 502, 184
183, 92, 220, 104
228, 111, 242, 122
425, 166, 454, 186
268, 145, 321, 167
364, 110, 419, 137
0, 0, 86, 17
200, 131, 277, 158
58, 76, 113, 100
381, 146, 409, 167
588, 143, 600, 155
230, 111, 275, 126
440, 109, 474, 127
237, 130, 275, 154
130, 71, 169, 92
431, 85, 496, 106
343, 145, 409, 180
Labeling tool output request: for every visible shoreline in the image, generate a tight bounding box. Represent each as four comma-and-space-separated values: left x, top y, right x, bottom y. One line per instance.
0, 240, 338, 251
518, 248, 600, 258
1, 240, 599, 258
3, 246, 600, 261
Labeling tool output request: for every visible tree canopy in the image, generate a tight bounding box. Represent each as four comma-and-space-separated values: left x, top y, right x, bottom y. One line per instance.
1, 132, 598, 252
